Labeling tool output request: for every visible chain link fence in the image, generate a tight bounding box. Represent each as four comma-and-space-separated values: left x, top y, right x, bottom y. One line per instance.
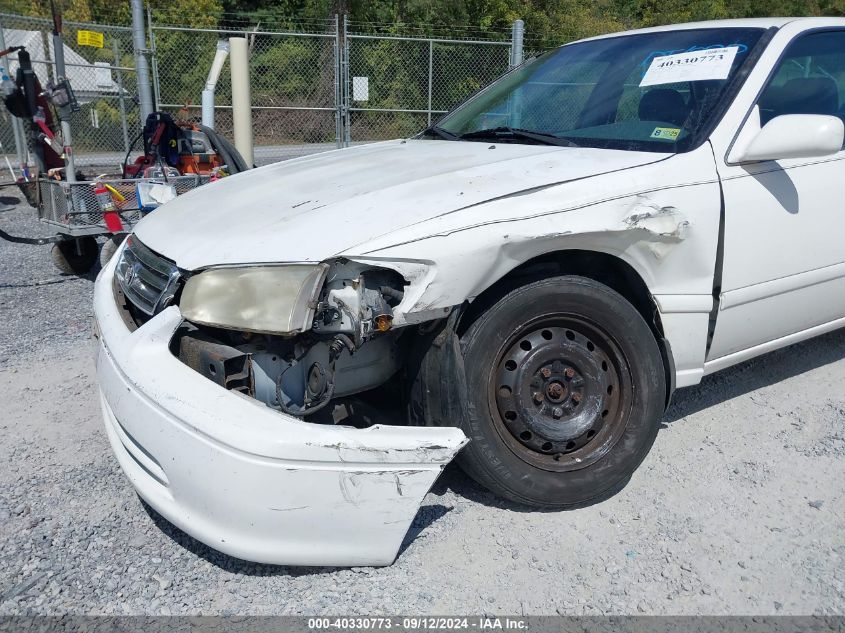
1, 12, 521, 175
345, 31, 512, 143
151, 25, 341, 166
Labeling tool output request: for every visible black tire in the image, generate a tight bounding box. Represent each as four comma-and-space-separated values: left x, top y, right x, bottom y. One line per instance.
457, 275, 665, 508
50, 237, 98, 275
99, 233, 127, 269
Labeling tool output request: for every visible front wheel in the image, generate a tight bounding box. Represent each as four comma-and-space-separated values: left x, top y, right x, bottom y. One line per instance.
457, 275, 666, 508
51, 237, 98, 275
99, 233, 127, 269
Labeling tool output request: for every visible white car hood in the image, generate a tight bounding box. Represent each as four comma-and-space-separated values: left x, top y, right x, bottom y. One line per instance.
134, 139, 666, 270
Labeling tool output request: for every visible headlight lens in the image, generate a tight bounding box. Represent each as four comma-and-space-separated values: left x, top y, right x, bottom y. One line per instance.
180, 264, 328, 334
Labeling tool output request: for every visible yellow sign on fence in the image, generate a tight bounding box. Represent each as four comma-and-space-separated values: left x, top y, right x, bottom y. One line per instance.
77, 29, 104, 48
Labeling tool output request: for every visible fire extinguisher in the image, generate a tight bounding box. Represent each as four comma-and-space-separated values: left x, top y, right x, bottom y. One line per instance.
94, 181, 124, 232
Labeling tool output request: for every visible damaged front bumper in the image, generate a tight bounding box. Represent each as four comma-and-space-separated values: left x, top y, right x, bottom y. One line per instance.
93, 257, 467, 567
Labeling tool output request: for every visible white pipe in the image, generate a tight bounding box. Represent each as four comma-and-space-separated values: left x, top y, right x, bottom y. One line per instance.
206, 40, 230, 91
509, 19, 524, 68
201, 89, 214, 129
229, 37, 253, 166
202, 40, 229, 129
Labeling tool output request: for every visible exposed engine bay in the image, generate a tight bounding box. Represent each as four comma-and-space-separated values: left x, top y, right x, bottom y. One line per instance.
166, 261, 415, 424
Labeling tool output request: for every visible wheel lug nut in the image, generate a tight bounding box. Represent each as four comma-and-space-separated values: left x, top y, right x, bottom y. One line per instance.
564, 368, 575, 379
552, 407, 563, 419
571, 392, 582, 404
540, 367, 552, 379
533, 392, 543, 404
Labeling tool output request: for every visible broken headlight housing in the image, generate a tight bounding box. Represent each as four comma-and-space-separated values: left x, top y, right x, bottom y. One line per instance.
180, 264, 328, 334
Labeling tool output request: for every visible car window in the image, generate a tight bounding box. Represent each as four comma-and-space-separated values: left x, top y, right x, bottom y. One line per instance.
508, 61, 609, 133
758, 30, 845, 138
437, 28, 765, 153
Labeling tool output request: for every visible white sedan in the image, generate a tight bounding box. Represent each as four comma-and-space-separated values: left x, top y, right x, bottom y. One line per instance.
95, 17, 845, 566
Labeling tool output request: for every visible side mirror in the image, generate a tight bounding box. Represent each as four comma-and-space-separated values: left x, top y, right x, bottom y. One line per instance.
731, 113, 844, 163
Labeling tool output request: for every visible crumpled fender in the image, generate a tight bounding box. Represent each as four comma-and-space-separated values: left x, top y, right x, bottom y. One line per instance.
94, 255, 468, 567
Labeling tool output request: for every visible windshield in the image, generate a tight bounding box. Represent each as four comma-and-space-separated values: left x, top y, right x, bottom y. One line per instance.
434, 27, 766, 152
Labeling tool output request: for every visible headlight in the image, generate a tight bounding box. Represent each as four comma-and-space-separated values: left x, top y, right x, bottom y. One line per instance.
180, 264, 328, 334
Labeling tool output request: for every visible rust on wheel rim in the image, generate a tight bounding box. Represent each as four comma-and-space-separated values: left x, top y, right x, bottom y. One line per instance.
489, 316, 633, 472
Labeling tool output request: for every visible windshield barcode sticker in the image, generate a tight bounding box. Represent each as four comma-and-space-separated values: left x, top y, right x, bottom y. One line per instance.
640, 46, 739, 87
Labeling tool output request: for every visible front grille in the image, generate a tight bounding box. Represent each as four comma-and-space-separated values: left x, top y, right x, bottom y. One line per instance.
115, 236, 180, 316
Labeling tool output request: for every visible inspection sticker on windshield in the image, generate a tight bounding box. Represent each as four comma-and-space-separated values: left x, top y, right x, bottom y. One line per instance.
640, 46, 738, 87
650, 127, 680, 141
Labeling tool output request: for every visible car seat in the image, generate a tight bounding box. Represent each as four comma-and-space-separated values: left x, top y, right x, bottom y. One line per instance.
638, 88, 690, 126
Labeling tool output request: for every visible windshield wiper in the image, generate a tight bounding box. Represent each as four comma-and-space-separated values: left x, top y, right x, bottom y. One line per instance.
420, 125, 460, 141
460, 126, 579, 147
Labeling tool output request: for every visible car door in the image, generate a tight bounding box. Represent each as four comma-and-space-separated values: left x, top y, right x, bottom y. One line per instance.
707, 28, 845, 366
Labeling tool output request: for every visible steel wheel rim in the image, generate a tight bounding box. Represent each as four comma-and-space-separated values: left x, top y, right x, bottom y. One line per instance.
488, 314, 633, 472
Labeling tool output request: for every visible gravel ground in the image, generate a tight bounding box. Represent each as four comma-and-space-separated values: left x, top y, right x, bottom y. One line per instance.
1, 195, 844, 616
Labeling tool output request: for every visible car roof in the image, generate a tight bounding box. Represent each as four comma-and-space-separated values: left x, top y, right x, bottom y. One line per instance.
569, 17, 845, 45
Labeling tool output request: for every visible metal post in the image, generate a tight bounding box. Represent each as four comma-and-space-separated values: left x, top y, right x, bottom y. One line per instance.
112, 38, 130, 155
147, 7, 161, 109
0, 17, 28, 169
342, 15, 350, 147
51, 31, 76, 183
509, 19, 524, 68
334, 14, 342, 149
427, 40, 433, 126
131, 0, 154, 121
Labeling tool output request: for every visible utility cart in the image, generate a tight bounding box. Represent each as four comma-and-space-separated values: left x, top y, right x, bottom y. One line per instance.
1, 175, 208, 274
1, 6, 244, 275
